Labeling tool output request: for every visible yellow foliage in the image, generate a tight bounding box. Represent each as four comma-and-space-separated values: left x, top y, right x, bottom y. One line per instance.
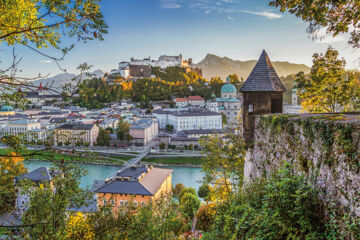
65, 212, 95, 240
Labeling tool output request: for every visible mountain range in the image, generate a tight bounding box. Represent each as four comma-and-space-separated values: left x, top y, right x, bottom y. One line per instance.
32, 70, 105, 88
195, 54, 311, 80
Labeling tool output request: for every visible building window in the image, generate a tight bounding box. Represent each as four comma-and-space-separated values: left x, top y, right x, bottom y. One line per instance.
120, 200, 124, 206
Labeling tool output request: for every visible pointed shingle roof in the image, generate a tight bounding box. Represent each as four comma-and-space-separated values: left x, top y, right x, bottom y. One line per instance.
240, 50, 286, 92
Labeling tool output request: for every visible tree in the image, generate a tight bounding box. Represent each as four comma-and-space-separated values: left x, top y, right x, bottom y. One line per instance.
200, 133, 246, 201
296, 47, 360, 113
221, 113, 227, 126
196, 203, 216, 232
65, 212, 95, 240
166, 124, 174, 132
270, 0, 360, 49
180, 192, 201, 220
97, 128, 111, 146
0, 0, 108, 104
21, 163, 92, 239
197, 184, 211, 202
0, 153, 26, 214
117, 118, 131, 142
159, 142, 166, 151
172, 183, 185, 201
178, 187, 197, 203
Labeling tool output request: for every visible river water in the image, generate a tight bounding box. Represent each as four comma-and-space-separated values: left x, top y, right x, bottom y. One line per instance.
24, 161, 204, 191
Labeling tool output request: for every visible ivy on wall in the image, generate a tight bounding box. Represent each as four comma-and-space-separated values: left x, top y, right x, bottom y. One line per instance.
258, 114, 360, 173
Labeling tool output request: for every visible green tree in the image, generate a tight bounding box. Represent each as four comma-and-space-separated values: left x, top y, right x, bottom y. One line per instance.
296, 46, 360, 113
117, 117, 131, 143
21, 164, 92, 239
159, 142, 166, 151
180, 192, 201, 220
196, 203, 216, 232
270, 0, 360, 49
166, 124, 174, 132
172, 183, 185, 201
197, 183, 211, 202
221, 113, 227, 126
178, 187, 197, 202
200, 133, 246, 201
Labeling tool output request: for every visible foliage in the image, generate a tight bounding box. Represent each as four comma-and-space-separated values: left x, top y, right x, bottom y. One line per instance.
65, 212, 95, 240
73, 78, 124, 109
210, 163, 326, 239
196, 203, 216, 232
295, 47, 360, 113
117, 117, 131, 142
89, 197, 186, 239
270, 0, 360, 49
178, 187, 197, 202
179, 192, 201, 220
0, 0, 107, 48
159, 142, 166, 150
0, 153, 26, 214
97, 127, 111, 146
200, 132, 246, 201
20, 163, 92, 239
172, 183, 185, 201
166, 124, 174, 132
197, 183, 211, 202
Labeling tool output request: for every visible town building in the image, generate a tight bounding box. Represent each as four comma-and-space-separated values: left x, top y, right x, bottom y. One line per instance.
174, 96, 205, 108
206, 78, 242, 126
93, 165, 172, 210
0, 105, 15, 116
24, 84, 63, 106
54, 123, 99, 146
130, 118, 158, 146
2, 119, 49, 141
153, 108, 222, 132
240, 50, 286, 145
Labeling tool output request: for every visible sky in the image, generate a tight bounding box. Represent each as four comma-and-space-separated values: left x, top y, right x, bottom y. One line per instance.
1, 0, 360, 78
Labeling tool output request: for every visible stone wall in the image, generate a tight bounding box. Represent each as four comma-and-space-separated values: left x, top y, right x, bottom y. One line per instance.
244, 113, 360, 216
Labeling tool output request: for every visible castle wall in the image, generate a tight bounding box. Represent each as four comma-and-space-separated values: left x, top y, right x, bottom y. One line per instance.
244, 114, 360, 216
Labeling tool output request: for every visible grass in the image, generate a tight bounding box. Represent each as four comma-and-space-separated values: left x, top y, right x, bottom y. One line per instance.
143, 156, 203, 165
0, 148, 131, 165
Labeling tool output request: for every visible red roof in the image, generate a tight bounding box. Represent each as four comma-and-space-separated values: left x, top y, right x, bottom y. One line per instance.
174, 98, 187, 102
187, 96, 204, 101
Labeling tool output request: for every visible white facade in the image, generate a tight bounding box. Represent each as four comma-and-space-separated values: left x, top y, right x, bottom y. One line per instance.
153, 109, 222, 132
2, 119, 49, 141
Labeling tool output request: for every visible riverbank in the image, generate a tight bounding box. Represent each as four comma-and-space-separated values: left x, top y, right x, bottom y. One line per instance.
143, 156, 203, 167
0, 149, 131, 166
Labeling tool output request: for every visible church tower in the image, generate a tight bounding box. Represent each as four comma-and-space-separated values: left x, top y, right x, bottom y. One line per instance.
240, 50, 286, 145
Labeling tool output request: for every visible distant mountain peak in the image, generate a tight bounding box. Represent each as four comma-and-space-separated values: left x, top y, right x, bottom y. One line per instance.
196, 54, 310, 80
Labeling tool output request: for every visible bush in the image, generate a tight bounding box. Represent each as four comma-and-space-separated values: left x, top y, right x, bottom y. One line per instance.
57, 142, 63, 146
180, 192, 200, 220
211, 163, 326, 239
172, 183, 185, 200
178, 187, 197, 202
197, 184, 211, 201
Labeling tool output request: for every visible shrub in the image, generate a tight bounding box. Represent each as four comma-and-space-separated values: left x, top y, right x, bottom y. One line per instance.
211, 163, 325, 239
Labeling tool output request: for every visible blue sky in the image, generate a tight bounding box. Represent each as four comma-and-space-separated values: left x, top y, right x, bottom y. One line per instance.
1, 0, 359, 78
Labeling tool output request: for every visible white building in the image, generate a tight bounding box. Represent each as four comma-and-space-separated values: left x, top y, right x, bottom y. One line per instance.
174, 96, 205, 108
2, 119, 49, 141
206, 78, 242, 126
153, 108, 222, 132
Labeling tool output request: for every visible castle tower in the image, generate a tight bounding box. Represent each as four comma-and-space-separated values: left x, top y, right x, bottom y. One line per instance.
240, 50, 286, 145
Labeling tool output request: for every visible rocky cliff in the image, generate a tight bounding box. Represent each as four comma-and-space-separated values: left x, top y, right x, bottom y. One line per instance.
244, 114, 360, 216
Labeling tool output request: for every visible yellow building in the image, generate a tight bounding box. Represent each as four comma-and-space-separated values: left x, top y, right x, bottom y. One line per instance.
0, 105, 15, 116
93, 165, 172, 210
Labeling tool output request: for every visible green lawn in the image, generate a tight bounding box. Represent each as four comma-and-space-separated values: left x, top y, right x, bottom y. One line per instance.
143, 156, 203, 165
0, 149, 131, 165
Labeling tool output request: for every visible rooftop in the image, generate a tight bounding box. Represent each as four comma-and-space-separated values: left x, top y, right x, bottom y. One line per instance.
56, 123, 96, 131
240, 50, 286, 92
93, 165, 172, 196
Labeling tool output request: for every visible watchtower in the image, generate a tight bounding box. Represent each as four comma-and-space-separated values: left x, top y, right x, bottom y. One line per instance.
240, 50, 286, 145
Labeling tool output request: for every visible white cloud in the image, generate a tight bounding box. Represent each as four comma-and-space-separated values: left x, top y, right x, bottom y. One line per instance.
160, 0, 182, 9
227, 16, 234, 21
313, 27, 346, 43
239, 10, 283, 19
40, 60, 52, 64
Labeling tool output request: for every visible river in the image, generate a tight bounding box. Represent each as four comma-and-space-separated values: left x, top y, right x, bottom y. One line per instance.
24, 161, 204, 191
